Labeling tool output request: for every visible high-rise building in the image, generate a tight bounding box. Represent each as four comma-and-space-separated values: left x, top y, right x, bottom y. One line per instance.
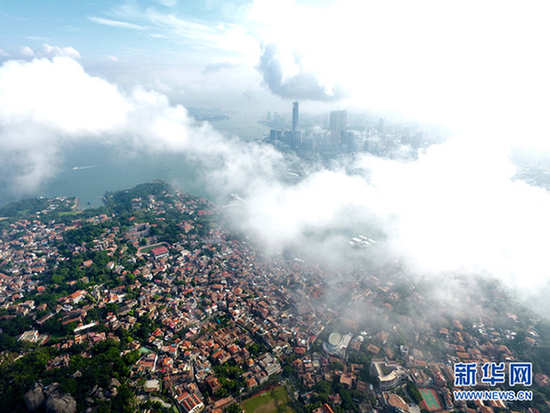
293, 130, 304, 147
330, 110, 347, 145
292, 102, 299, 133
270, 129, 283, 142
284, 130, 293, 146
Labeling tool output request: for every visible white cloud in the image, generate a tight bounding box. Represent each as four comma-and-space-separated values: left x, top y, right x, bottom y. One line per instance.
0, 56, 281, 196
249, 0, 550, 136
109, 5, 258, 61
88, 16, 147, 30
15, 45, 82, 59
0, 49, 9, 57
0, 57, 131, 190
150, 77, 174, 94
146, 11, 258, 56
256, 42, 346, 101
2, 55, 550, 316
19, 46, 34, 57
40, 44, 81, 59
203, 60, 239, 73
226, 134, 550, 315
0, 57, 128, 135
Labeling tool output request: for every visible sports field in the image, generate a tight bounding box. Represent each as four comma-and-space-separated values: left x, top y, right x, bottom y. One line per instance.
243, 386, 294, 413
418, 388, 442, 411
137, 242, 168, 255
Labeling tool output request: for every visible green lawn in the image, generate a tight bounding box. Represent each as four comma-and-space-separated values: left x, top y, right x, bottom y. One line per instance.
58, 210, 82, 216
243, 386, 294, 413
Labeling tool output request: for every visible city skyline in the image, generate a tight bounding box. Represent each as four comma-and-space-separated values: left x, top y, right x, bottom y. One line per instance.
1, 1, 549, 133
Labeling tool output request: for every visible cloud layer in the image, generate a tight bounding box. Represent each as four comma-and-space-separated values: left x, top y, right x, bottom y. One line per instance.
249, 0, 550, 130
2, 56, 550, 316
257, 43, 347, 101
0, 56, 284, 196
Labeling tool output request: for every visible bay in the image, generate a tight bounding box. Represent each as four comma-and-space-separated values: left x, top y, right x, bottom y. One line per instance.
0, 112, 271, 207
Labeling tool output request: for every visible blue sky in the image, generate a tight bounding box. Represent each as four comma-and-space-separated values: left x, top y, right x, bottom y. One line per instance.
2, 0, 550, 130
1, 1, 253, 57
0, 0, 272, 109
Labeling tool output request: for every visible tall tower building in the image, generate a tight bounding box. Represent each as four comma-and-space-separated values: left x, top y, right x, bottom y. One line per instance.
292, 102, 299, 133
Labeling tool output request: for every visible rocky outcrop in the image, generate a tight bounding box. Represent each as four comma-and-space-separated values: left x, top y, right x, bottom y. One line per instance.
24, 382, 45, 411
44, 383, 60, 398
44, 392, 77, 413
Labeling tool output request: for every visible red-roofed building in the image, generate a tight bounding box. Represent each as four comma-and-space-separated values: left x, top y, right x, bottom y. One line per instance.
205, 375, 222, 394
67, 290, 87, 304
151, 246, 169, 259
177, 392, 204, 413
294, 347, 307, 355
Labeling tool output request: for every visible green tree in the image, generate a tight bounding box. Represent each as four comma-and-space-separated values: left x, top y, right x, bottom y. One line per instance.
225, 403, 242, 413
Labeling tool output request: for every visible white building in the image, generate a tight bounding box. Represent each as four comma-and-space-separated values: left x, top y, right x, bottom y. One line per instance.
370, 358, 408, 391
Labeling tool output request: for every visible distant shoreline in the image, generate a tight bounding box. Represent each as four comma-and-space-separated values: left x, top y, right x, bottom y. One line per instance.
194, 114, 230, 122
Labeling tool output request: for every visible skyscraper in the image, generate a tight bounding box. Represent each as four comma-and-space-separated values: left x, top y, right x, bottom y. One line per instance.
330, 110, 347, 145
292, 102, 299, 133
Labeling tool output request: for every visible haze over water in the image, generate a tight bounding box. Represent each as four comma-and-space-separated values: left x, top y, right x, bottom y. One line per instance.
0, 113, 269, 207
